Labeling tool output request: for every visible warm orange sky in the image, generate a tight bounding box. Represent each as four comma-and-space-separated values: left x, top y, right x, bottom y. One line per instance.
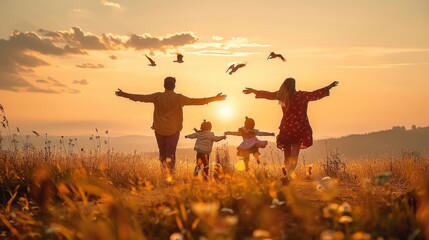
1, 0, 429, 144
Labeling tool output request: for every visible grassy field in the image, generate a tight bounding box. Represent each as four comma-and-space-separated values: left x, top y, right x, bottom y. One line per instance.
0, 140, 428, 240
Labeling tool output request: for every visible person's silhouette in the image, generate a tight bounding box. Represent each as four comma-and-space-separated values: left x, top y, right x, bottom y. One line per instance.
243, 78, 338, 183
116, 77, 226, 175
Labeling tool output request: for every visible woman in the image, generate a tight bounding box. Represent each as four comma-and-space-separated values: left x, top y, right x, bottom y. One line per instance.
243, 78, 338, 182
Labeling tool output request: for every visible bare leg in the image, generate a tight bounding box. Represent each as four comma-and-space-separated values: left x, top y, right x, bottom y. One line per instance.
287, 143, 301, 177
254, 152, 260, 164
243, 156, 250, 172
283, 144, 292, 175
283, 143, 300, 178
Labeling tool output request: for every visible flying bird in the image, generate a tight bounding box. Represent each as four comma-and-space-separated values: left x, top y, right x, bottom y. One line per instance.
226, 62, 246, 75
145, 54, 156, 66
173, 53, 184, 63
267, 52, 286, 62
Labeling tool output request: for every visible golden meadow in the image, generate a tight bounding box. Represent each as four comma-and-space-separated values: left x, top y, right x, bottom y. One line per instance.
1, 105, 429, 240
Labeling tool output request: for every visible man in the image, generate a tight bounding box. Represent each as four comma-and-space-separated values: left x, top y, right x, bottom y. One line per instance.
115, 76, 226, 173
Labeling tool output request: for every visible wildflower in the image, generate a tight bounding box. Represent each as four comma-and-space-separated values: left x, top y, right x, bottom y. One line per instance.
220, 207, 234, 214
253, 229, 271, 239
338, 202, 351, 215
338, 215, 353, 224
320, 230, 335, 240
270, 198, 286, 208
322, 203, 340, 219
169, 232, 183, 240
191, 202, 219, 219
351, 231, 371, 240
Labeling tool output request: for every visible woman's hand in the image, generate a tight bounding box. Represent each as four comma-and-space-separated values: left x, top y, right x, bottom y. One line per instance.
242, 88, 256, 94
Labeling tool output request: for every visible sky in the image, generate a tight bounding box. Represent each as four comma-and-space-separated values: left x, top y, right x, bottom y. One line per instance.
1, 0, 429, 147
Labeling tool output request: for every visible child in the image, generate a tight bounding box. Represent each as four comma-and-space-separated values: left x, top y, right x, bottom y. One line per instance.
185, 120, 226, 180
225, 117, 275, 172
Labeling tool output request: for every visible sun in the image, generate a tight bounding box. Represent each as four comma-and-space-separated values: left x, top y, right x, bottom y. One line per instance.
217, 104, 234, 119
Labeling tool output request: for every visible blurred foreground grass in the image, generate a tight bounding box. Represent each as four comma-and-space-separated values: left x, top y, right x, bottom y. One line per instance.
0, 146, 428, 240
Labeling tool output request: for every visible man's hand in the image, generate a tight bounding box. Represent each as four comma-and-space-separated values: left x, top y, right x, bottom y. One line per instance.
329, 81, 339, 89
242, 87, 256, 95
115, 88, 125, 97
214, 92, 227, 101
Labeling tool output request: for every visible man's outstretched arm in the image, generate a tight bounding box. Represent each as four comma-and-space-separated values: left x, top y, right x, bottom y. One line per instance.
115, 88, 156, 102
181, 92, 226, 106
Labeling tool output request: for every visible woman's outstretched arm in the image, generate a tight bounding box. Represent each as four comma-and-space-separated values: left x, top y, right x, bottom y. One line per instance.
115, 88, 156, 102
243, 88, 278, 100
304, 81, 339, 102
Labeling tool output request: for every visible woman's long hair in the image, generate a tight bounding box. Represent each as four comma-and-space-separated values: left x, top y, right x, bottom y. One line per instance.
277, 77, 296, 111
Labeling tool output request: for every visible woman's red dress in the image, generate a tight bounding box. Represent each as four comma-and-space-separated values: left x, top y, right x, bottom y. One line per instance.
256, 87, 330, 150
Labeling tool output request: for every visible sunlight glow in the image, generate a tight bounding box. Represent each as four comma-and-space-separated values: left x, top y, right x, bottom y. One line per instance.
217, 104, 234, 120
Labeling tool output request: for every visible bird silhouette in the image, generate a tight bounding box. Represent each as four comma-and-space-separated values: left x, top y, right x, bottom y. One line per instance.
267, 52, 286, 62
173, 53, 184, 63
226, 62, 246, 75
145, 54, 156, 66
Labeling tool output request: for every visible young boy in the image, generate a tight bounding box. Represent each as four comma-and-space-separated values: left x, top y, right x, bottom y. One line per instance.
185, 120, 226, 180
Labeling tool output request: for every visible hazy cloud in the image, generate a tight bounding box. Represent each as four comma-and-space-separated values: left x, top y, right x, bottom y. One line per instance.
186, 37, 270, 56
126, 32, 199, 51
67, 89, 81, 94
100, 0, 121, 8
75, 63, 105, 69
0, 30, 85, 93
73, 79, 89, 85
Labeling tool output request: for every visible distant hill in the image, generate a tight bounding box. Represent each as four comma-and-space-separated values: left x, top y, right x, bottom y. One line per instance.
299, 125, 429, 161
2, 126, 428, 161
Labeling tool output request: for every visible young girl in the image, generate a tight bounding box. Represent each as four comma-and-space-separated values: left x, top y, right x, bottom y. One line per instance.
225, 117, 275, 172
185, 120, 226, 180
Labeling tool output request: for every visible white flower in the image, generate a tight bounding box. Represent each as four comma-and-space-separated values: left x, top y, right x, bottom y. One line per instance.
170, 232, 184, 240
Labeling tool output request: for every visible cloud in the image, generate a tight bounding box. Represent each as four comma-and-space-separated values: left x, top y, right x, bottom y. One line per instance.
126, 32, 199, 51
1, 27, 271, 93
212, 35, 224, 41
73, 79, 89, 85
100, 0, 121, 8
75, 63, 105, 69
185, 37, 270, 56
67, 89, 81, 94
36, 76, 67, 87
0, 31, 86, 93
187, 50, 257, 57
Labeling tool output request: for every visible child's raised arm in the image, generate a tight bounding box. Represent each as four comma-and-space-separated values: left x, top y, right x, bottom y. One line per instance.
185, 132, 198, 139
257, 131, 276, 136
224, 131, 241, 136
